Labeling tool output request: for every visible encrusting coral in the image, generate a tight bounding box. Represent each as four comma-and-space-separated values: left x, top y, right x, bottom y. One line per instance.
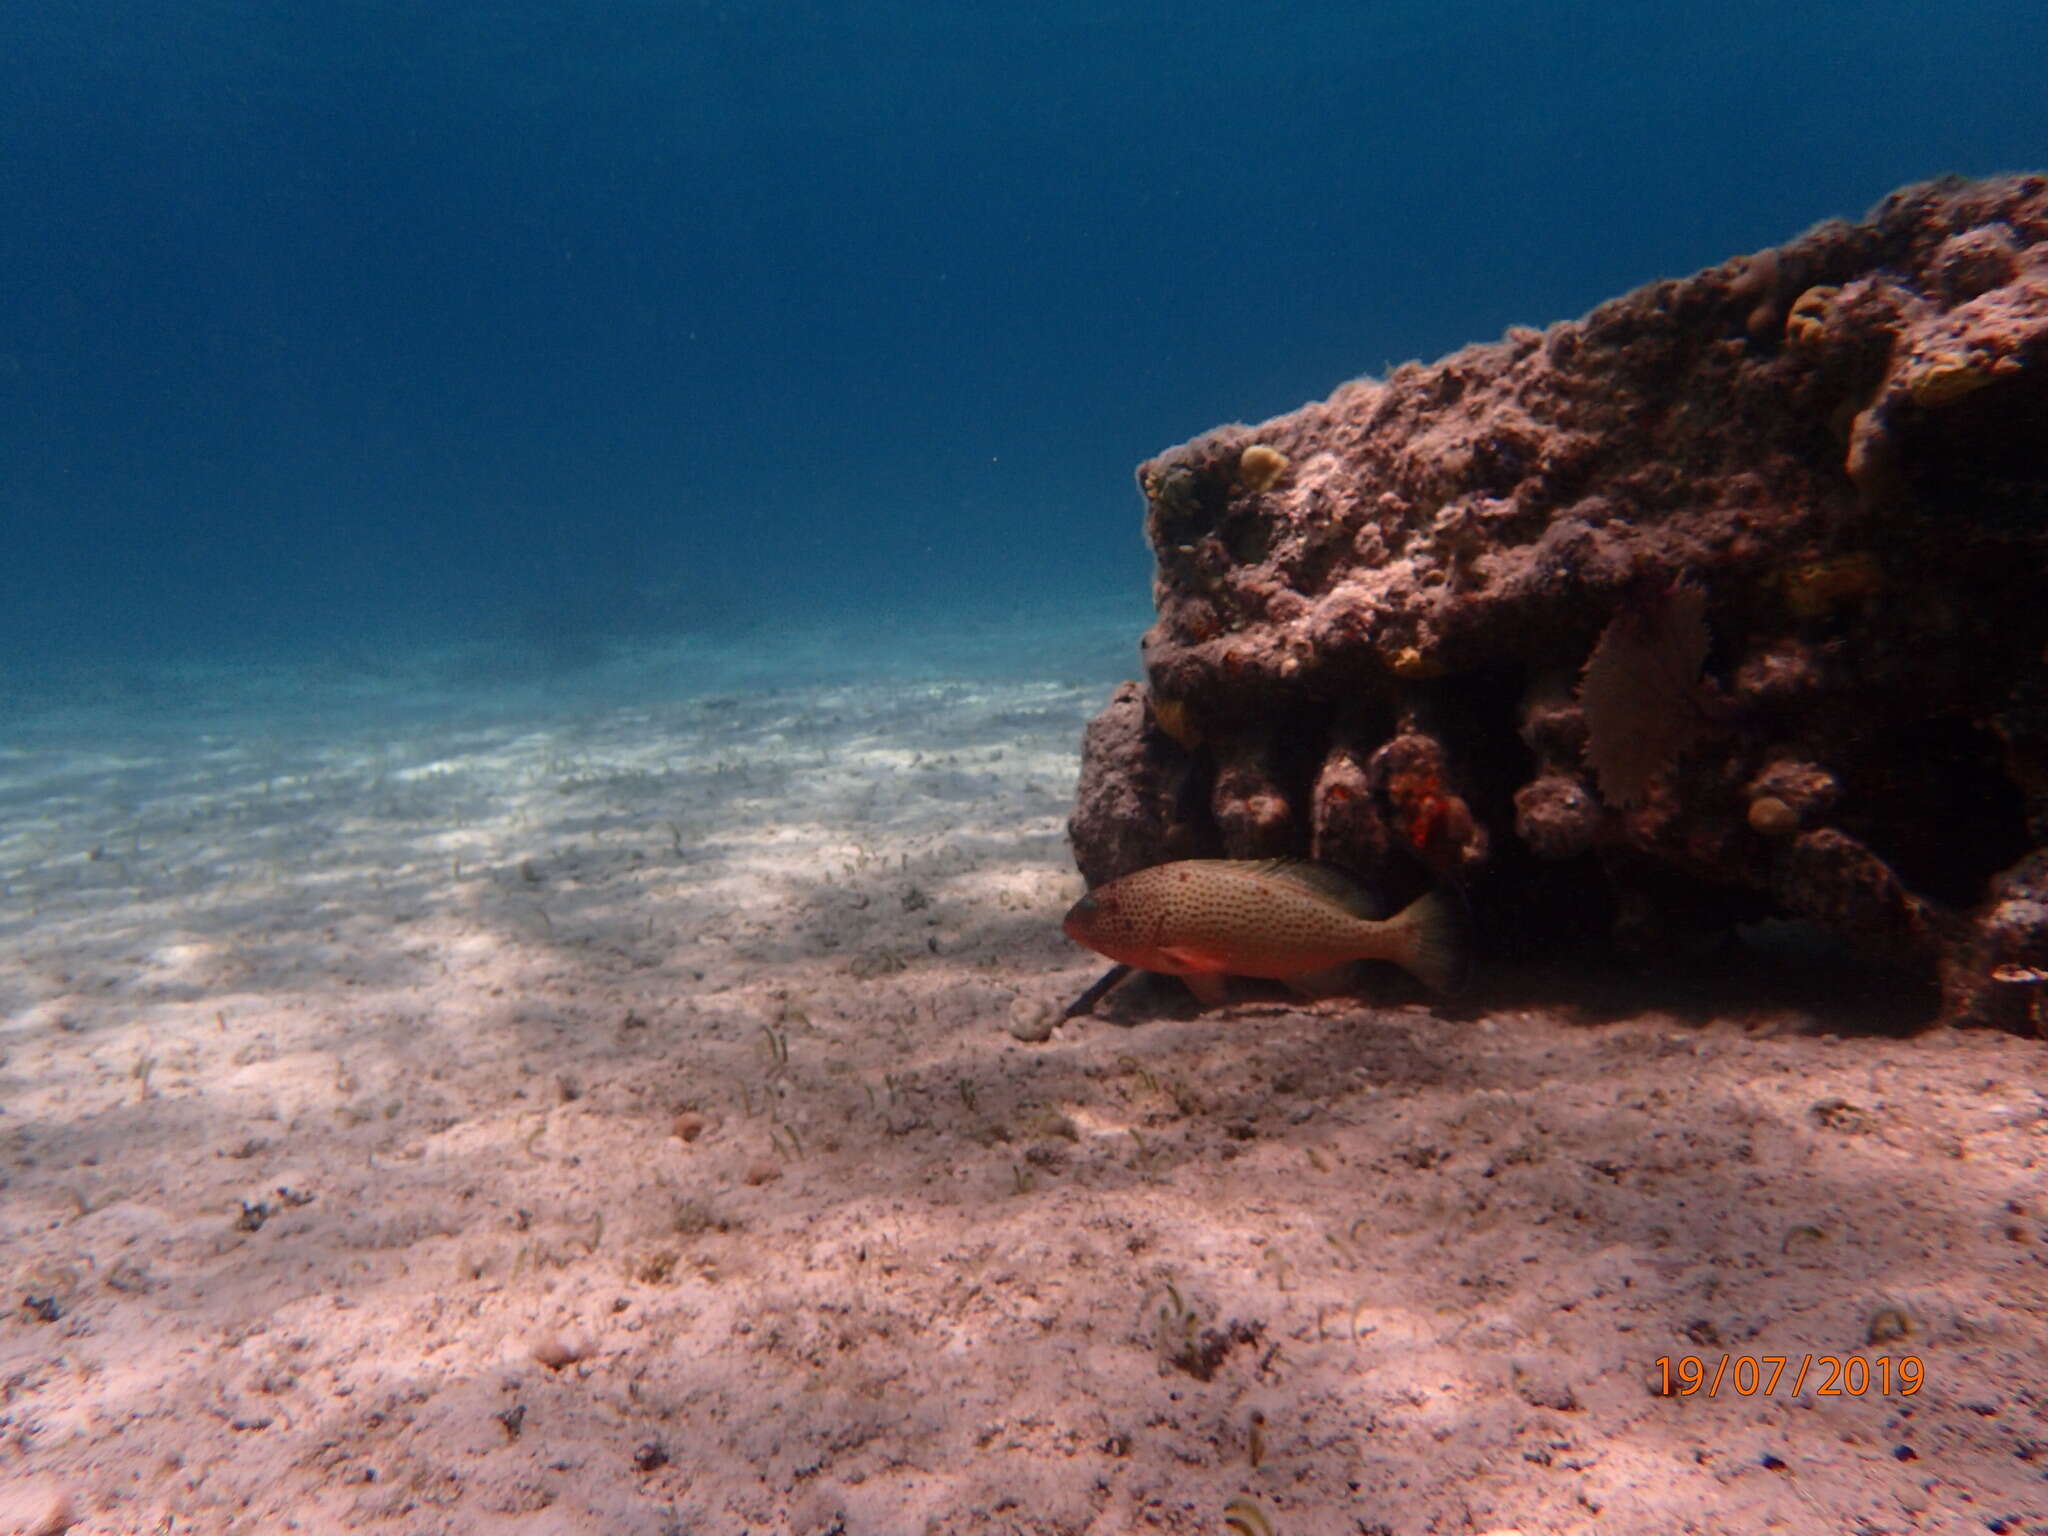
1069, 173, 2048, 1027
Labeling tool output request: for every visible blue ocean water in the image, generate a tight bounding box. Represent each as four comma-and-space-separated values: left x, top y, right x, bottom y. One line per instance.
2, 0, 2044, 687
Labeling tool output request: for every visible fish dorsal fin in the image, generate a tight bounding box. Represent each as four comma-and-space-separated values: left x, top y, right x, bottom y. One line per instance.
1240, 859, 1383, 920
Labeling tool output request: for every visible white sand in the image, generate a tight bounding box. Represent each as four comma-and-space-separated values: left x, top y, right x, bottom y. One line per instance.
2, 618, 2044, 1535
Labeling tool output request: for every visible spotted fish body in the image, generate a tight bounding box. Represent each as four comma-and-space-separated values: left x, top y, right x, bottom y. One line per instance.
1062, 858, 1467, 1005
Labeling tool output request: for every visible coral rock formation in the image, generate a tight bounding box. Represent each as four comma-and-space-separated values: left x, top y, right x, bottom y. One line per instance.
1069, 174, 2048, 1027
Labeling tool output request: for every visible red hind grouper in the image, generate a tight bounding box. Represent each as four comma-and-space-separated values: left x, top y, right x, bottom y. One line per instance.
1062, 858, 1469, 1007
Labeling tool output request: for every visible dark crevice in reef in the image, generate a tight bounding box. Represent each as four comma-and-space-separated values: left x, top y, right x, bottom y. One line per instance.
1069, 173, 2048, 1031
1840, 717, 2031, 911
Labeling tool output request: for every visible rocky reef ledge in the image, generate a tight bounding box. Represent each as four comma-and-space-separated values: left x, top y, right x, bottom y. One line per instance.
1070, 174, 2048, 1029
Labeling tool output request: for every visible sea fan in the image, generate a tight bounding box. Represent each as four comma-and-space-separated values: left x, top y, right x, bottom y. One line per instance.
1579, 579, 1711, 807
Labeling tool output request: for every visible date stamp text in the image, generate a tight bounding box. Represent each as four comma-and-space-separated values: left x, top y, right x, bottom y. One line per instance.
1655, 1354, 1923, 1397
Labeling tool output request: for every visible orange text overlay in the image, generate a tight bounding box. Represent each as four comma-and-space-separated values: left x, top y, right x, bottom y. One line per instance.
1655, 1355, 1924, 1398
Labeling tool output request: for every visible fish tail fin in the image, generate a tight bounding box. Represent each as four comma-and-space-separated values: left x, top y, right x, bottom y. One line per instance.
1382, 884, 1474, 993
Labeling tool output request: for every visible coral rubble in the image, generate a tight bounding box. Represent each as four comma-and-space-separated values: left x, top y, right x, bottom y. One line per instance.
1069, 174, 2048, 1027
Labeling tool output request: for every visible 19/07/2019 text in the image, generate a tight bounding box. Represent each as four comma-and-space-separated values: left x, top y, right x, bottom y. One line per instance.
1655, 1355, 1924, 1397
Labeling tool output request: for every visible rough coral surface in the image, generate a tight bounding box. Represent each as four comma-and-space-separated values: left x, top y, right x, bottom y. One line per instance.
1070, 174, 2048, 1026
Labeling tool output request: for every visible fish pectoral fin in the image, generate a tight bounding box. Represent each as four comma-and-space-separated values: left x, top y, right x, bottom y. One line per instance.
1283, 961, 1358, 998
1152, 948, 1232, 1007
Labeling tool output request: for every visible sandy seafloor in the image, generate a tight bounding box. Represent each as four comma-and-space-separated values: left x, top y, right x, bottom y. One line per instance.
1, 604, 2044, 1536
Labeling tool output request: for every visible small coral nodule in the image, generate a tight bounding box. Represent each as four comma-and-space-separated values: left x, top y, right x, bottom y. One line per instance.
1148, 691, 1202, 749
1783, 284, 1840, 349
1385, 644, 1442, 680
1236, 443, 1289, 492
1388, 763, 1473, 855
1779, 551, 1882, 620
1908, 353, 1995, 407
1145, 463, 1203, 514
1746, 795, 1799, 837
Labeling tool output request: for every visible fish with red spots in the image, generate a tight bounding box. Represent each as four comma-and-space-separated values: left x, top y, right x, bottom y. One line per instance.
1061, 858, 1470, 1010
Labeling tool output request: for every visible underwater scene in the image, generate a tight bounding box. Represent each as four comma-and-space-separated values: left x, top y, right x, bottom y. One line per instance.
3, 2, 2046, 1531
